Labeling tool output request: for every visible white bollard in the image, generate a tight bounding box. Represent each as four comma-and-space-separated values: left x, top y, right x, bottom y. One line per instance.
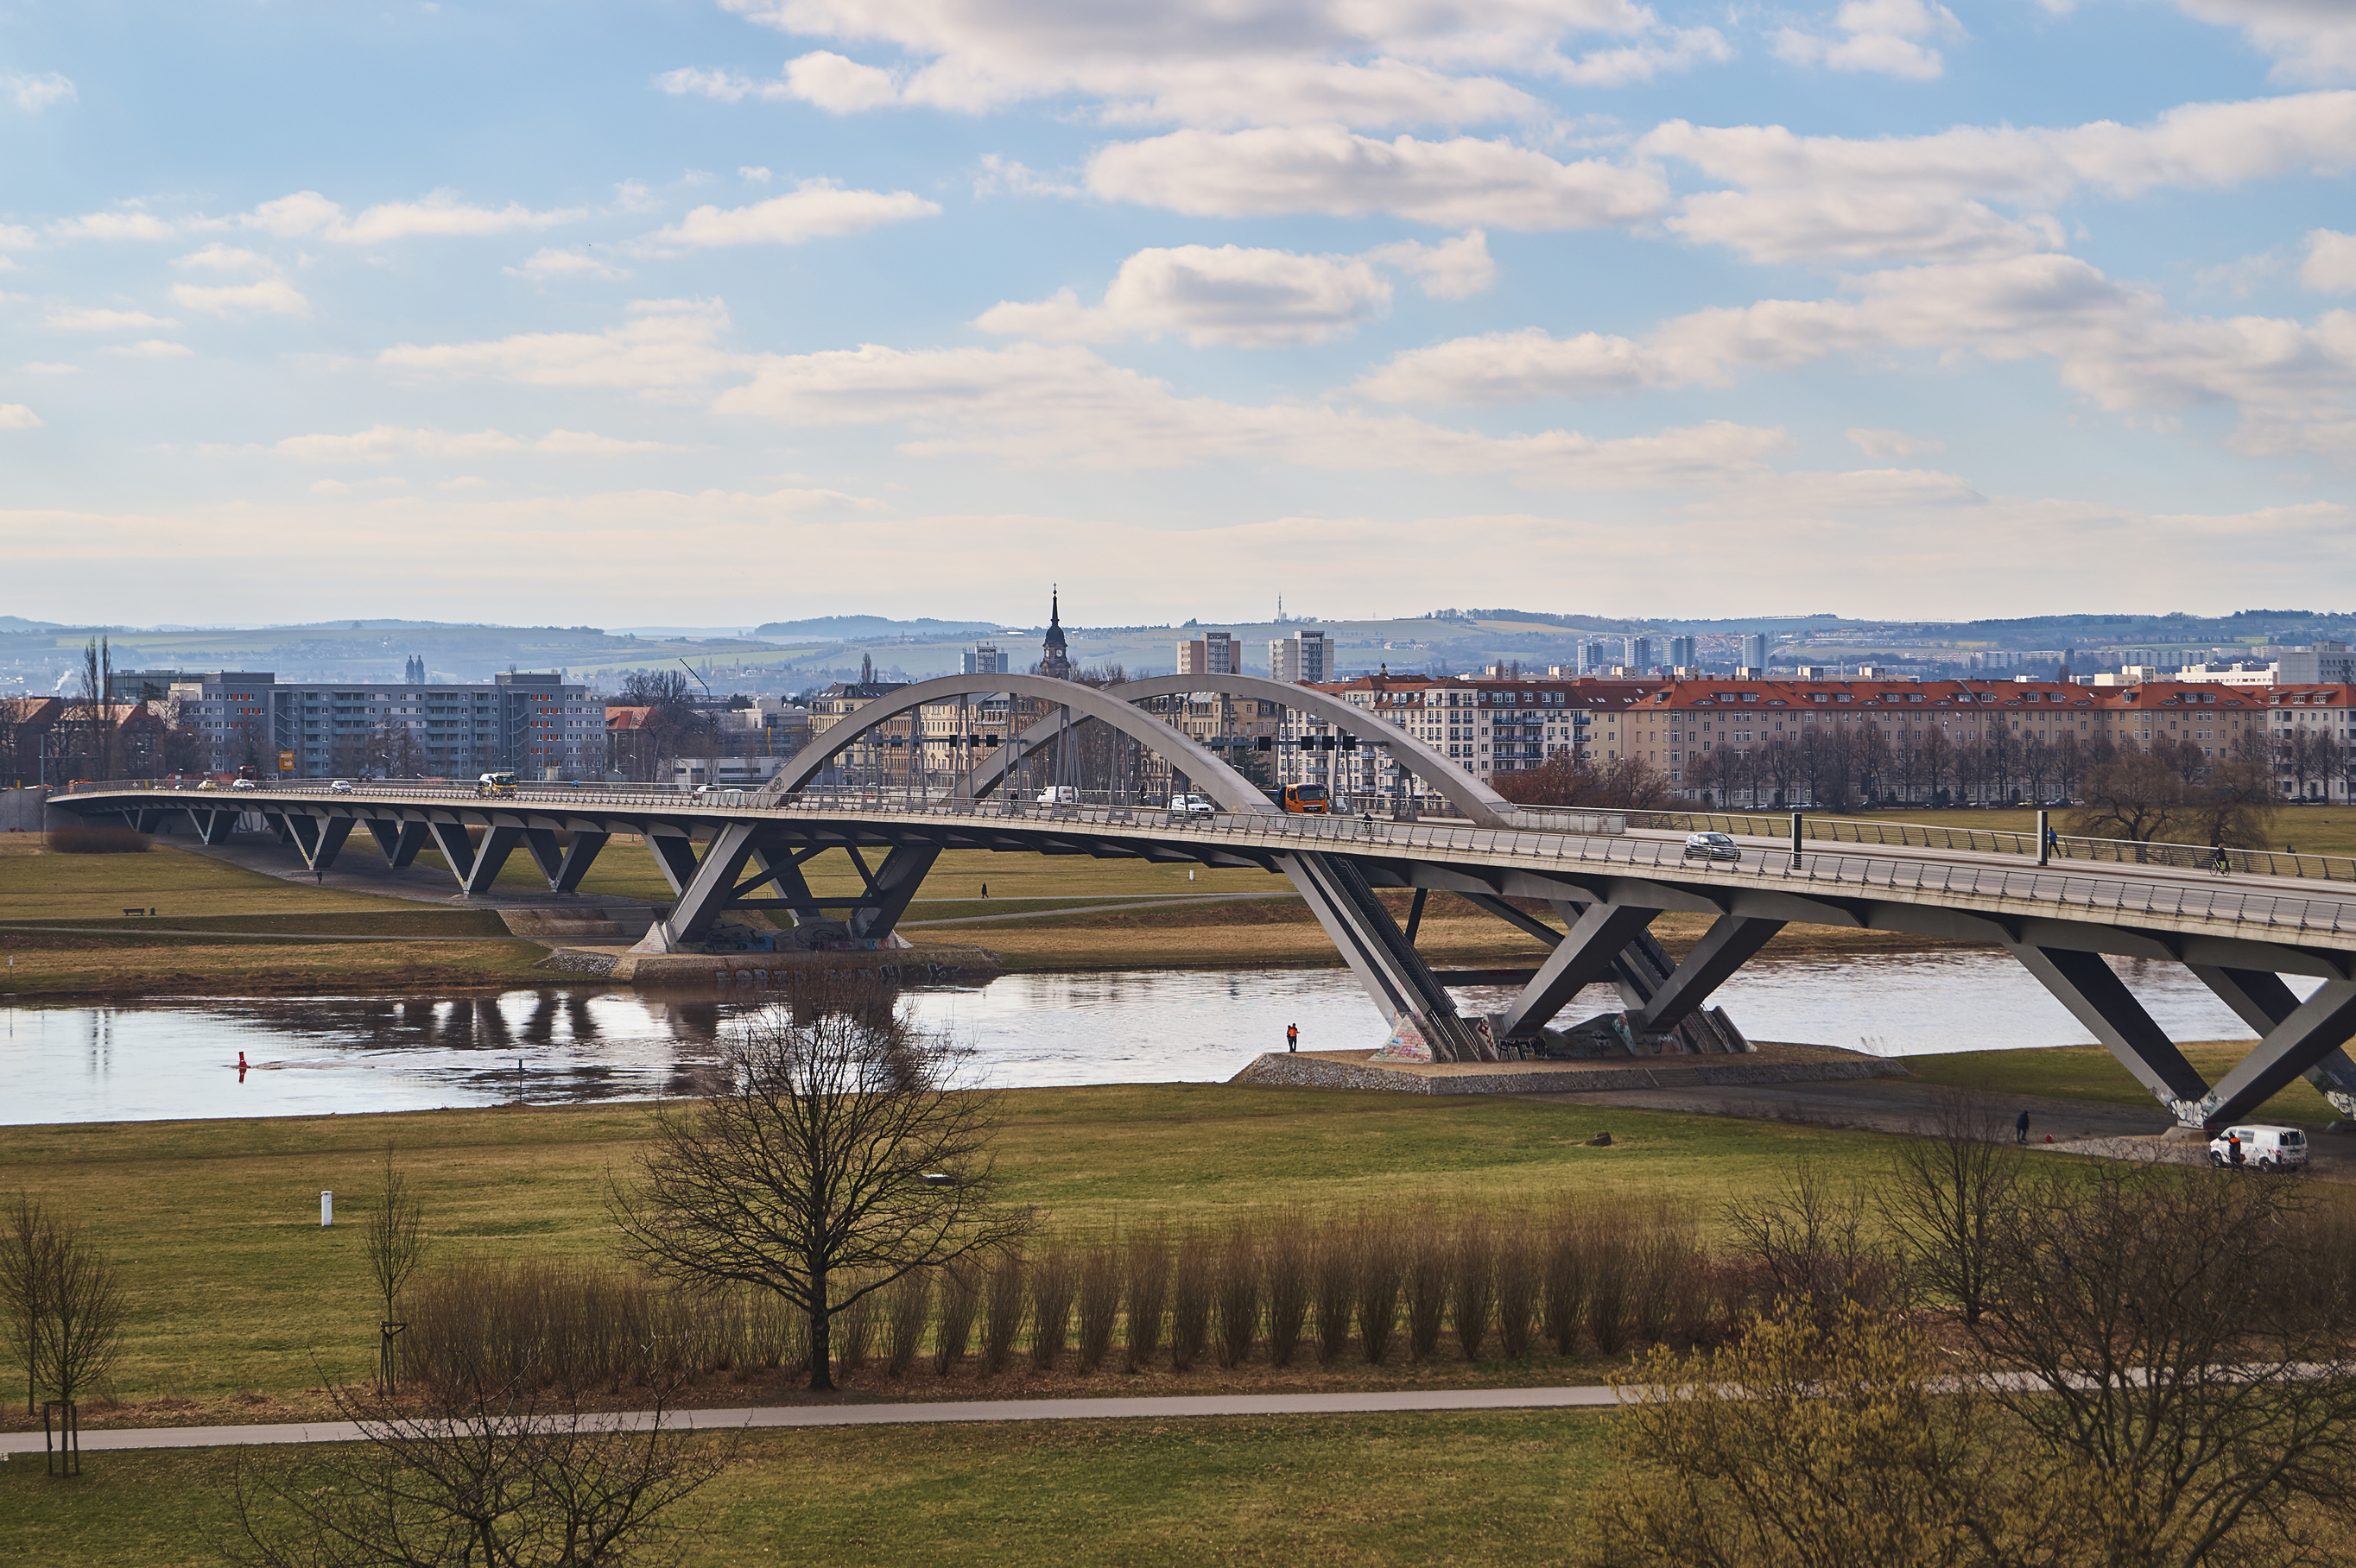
320, 1191, 333, 1228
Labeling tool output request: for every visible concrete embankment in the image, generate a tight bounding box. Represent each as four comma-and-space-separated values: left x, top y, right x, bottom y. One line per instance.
545, 943, 1004, 989
1232, 1044, 1907, 1096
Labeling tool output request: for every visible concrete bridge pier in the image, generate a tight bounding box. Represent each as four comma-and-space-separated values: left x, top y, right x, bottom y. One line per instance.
1280, 850, 1493, 1063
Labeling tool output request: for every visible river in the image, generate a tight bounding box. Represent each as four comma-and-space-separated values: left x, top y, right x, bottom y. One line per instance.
0, 951, 2314, 1126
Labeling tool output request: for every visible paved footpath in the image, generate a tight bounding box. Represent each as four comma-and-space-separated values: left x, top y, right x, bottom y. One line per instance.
0, 1385, 1619, 1455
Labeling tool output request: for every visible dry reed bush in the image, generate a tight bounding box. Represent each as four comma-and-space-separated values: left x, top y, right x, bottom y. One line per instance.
1451, 1209, 1497, 1362
1584, 1211, 1637, 1356
1263, 1213, 1310, 1369
47, 824, 149, 854
1168, 1230, 1213, 1371
1405, 1216, 1449, 1364
982, 1250, 1028, 1375
1029, 1245, 1075, 1370
835, 1286, 875, 1373
1213, 1224, 1260, 1369
1724, 1159, 1905, 1328
884, 1270, 930, 1378
1628, 1206, 1698, 1348
934, 1265, 978, 1375
1312, 1218, 1356, 1365
1123, 1227, 1170, 1373
1542, 1207, 1586, 1356
1076, 1244, 1121, 1373
1495, 1223, 1539, 1359
1354, 1212, 1404, 1366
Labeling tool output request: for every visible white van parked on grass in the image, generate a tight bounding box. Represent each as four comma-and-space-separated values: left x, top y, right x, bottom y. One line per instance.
2208, 1123, 2308, 1173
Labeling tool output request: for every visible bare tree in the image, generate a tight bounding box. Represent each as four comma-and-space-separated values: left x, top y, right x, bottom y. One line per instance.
1722, 1160, 1899, 1329
1492, 753, 1672, 812
2072, 749, 2188, 844
611, 985, 1033, 1390
1880, 1089, 2020, 1325
229, 1378, 729, 1567
1, 1192, 128, 1470
367, 1146, 430, 1395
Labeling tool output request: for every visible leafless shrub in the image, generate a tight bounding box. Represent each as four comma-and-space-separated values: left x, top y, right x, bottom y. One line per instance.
1541, 1206, 1586, 1356
1029, 1244, 1075, 1371
1586, 1212, 1634, 1356
1076, 1244, 1121, 1373
1724, 1158, 1903, 1328
1312, 1218, 1356, 1365
982, 1249, 1027, 1375
1213, 1224, 1260, 1369
1123, 1226, 1170, 1373
1355, 1213, 1403, 1366
2, 1192, 128, 1426
1263, 1212, 1310, 1369
835, 1283, 875, 1373
1881, 1087, 2023, 1326
883, 1269, 930, 1378
46, 824, 149, 855
934, 1264, 978, 1376
1629, 1205, 1696, 1348
1404, 1215, 1449, 1364
1168, 1230, 1213, 1372
1451, 1208, 1497, 1362
1495, 1222, 1539, 1359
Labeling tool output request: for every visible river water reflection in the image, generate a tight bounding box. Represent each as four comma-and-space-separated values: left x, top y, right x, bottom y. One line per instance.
0, 951, 2307, 1126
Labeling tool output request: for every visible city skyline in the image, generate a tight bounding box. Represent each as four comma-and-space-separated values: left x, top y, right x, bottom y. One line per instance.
3, 1, 2353, 625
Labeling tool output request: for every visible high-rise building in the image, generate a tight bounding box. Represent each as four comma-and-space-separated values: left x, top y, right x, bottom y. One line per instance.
1176, 629, 1236, 676
1625, 635, 1654, 671
1741, 633, 1769, 670
1667, 635, 1696, 668
1269, 629, 1328, 684
1580, 638, 1614, 673
961, 643, 1003, 675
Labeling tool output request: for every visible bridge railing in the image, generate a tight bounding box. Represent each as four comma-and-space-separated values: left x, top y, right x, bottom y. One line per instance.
54, 779, 2356, 936
1639, 808, 2356, 887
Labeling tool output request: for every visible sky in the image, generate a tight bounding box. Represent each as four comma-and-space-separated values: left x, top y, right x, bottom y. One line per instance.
3, 0, 2354, 629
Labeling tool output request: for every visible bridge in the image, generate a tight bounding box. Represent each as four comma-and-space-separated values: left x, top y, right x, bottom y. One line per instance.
52, 671, 2356, 1137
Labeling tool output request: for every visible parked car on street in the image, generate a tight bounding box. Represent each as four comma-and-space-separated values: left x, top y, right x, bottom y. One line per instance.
2209, 1123, 2308, 1173
1682, 831, 1740, 862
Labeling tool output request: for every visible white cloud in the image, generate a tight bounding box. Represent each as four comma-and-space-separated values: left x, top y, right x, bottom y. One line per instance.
6, 72, 74, 113
505, 247, 631, 281
1642, 90, 2356, 264
239, 190, 587, 243
1772, 0, 1966, 80
174, 243, 275, 273
45, 307, 176, 332
972, 154, 1083, 198
169, 279, 311, 318
2176, 0, 2356, 85
1087, 126, 1668, 229
978, 244, 1395, 345
644, 180, 940, 247
1355, 252, 2356, 460
713, 338, 1787, 486
698, 0, 1724, 130
18, 361, 79, 375
0, 403, 43, 429
739, 166, 774, 183
101, 339, 195, 358
1846, 427, 1944, 458
2303, 230, 2356, 292
378, 298, 743, 388
0, 224, 34, 250
1364, 231, 1498, 298
309, 479, 352, 496
264, 426, 685, 463
48, 211, 174, 242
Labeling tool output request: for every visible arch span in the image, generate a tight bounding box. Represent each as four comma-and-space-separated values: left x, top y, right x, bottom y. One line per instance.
1108, 674, 1517, 829
759, 673, 1280, 816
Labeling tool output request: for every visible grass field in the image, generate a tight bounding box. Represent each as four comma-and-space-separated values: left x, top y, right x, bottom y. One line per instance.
0, 1408, 1612, 1568
0, 1084, 1900, 1422
1910, 1040, 2344, 1127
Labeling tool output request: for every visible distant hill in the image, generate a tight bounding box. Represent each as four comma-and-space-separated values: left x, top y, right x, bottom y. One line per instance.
753, 616, 1000, 641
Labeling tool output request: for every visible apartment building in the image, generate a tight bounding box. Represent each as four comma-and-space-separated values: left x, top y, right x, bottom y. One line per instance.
1276, 674, 1663, 803
165, 671, 600, 779
2269, 685, 2356, 800
1268, 629, 1329, 684
1175, 631, 1237, 677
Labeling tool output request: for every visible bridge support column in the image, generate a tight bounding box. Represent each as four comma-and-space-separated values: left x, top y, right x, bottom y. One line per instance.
460, 825, 524, 895
185, 807, 239, 845
641, 832, 703, 896
1635, 916, 1786, 1033
2006, 944, 2212, 1125
425, 821, 478, 891
282, 814, 352, 873
842, 844, 940, 942
1282, 851, 1491, 1061
1495, 903, 1660, 1040
2195, 964, 2356, 1125
525, 829, 607, 894
632, 823, 762, 953
365, 819, 430, 869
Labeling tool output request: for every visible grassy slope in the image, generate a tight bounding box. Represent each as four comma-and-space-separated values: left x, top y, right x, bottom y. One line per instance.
0, 1085, 1889, 1413
1910, 1042, 2342, 1127
1, 1409, 1613, 1568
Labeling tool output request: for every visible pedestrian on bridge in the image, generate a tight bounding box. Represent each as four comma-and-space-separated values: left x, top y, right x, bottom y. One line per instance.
1287, 1022, 1299, 1053
2015, 1110, 2030, 1144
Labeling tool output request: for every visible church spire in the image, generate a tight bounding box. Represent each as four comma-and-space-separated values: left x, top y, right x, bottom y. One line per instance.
1039, 585, 1073, 679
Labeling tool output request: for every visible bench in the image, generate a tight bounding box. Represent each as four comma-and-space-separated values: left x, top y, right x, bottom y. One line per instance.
121, 907, 155, 917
